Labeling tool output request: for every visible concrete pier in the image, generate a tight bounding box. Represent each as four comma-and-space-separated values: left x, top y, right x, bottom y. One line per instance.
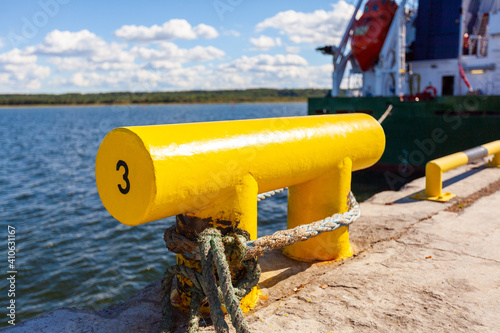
5, 160, 500, 332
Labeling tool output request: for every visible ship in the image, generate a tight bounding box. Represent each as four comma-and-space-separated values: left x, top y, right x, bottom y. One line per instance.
311, 0, 500, 187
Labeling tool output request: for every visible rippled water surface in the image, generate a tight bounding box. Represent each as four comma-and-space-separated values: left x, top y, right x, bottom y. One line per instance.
0, 103, 307, 324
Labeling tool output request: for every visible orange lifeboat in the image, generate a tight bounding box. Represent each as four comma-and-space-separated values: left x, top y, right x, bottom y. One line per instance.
351, 0, 398, 72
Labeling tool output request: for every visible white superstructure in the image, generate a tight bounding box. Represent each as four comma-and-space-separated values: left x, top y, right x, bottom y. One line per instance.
332, 0, 500, 97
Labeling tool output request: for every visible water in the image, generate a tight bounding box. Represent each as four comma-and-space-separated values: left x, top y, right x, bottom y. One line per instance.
0, 102, 384, 326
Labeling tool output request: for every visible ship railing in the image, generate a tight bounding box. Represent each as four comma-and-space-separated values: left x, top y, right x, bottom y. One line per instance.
411, 140, 500, 202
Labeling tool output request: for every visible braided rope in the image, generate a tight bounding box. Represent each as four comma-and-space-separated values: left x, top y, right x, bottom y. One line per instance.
200, 229, 250, 333
161, 190, 360, 332
257, 187, 287, 202
164, 191, 360, 261
161, 230, 260, 333
199, 231, 230, 333
246, 191, 359, 258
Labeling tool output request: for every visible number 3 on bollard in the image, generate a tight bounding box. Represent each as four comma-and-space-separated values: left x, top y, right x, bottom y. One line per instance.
116, 160, 130, 194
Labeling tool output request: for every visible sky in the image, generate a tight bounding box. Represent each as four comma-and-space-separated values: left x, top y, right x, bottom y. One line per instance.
0, 0, 356, 94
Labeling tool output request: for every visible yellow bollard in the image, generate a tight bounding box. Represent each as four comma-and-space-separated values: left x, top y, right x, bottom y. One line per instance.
96, 114, 385, 227
412, 140, 500, 202
95, 114, 385, 310
423, 152, 467, 201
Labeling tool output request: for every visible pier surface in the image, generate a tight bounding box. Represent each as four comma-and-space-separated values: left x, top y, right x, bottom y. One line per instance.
5, 161, 500, 332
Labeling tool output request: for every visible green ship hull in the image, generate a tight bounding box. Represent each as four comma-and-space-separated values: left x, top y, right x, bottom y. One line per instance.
308, 95, 500, 186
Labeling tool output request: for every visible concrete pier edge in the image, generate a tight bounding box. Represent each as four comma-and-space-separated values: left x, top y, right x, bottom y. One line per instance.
4, 160, 500, 332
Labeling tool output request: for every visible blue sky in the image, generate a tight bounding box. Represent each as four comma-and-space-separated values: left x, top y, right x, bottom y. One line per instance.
0, 0, 355, 93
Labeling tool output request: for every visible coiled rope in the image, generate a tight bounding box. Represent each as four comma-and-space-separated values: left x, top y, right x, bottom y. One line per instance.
161, 228, 260, 333
161, 189, 360, 333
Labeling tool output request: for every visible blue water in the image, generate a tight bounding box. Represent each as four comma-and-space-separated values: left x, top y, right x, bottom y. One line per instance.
0, 103, 305, 325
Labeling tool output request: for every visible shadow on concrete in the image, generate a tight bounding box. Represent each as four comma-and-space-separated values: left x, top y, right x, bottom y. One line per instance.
258, 250, 312, 288
392, 165, 486, 204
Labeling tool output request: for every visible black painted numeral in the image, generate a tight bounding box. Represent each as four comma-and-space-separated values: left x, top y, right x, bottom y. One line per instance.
116, 160, 130, 194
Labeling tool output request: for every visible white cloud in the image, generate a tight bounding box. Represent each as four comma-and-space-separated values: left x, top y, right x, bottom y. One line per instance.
0, 48, 37, 65
131, 42, 225, 64
255, 1, 354, 45
30, 30, 134, 64
0, 20, 334, 93
64, 65, 208, 91
114, 19, 218, 42
61, 71, 150, 89
23, 28, 227, 92
0, 49, 50, 91
212, 54, 331, 90
221, 29, 240, 37
186, 45, 226, 62
31, 29, 104, 56
51, 52, 330, 92
285, 46, 301, 54
48, 57, 139, 72
67, 71, 161, 89
0, 38, 4, 49
220, 54, 308, 72
146, 60, 182, 70
250, 35, 282, 51
193, 24, 219, 39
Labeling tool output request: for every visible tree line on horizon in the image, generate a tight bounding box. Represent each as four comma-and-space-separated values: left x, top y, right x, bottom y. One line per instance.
0, 89, 332, 106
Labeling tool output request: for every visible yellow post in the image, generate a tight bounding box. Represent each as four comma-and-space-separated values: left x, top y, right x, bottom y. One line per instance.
423, 152, 468, 201
172, 173, 261, 312
425, 161, 444, 198
284, 157, 353, 261
483, 140, 500, 167
492, 153, 500, 167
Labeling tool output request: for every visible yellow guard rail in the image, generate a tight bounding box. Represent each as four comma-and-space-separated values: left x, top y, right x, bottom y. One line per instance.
412, 140, 500, 202
95, 114, 384, 311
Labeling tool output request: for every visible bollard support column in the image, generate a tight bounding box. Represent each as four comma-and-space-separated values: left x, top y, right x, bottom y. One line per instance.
484, 141, 500, 167
171, 173, 262, 313
283, 157, 354, 262
491, 153, 500, 167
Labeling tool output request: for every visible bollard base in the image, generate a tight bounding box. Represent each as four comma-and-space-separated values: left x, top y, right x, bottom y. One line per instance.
411, 191, 456, 202
487, 161, 500, 168
239, 286, 263, 313
170, 286, 262, 314
282, 226, 353, 262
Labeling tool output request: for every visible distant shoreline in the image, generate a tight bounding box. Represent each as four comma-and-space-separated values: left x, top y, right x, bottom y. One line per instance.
0, 88, 330, 108
0, 99, 309, 109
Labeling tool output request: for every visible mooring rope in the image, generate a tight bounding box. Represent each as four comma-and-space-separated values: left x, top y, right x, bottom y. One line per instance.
161, 229, 260, 333
161, 190, 360, 333
164, 191, 360, 261
246, 191, 359, 258
256, 187, 287, 202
